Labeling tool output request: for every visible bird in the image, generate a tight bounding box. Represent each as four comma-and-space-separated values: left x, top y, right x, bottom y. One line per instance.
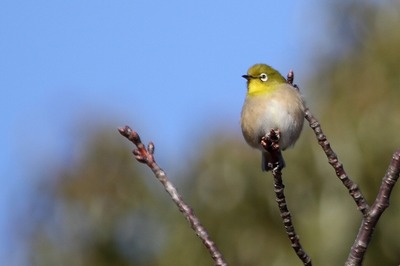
240, 63, 305, 171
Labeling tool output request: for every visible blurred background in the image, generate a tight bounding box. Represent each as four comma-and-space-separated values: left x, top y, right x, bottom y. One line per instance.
1, 0, 400, 265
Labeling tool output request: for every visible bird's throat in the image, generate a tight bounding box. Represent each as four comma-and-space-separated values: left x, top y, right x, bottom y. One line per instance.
247, 81, 279, 96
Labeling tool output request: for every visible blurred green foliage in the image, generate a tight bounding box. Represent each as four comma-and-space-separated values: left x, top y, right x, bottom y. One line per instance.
29, 1, 400, 265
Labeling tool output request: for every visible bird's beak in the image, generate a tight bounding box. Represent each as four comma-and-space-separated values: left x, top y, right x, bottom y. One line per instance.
242, 75, 256, 80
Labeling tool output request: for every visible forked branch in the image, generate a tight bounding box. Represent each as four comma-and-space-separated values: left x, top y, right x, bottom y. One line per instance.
345, 149, 400, 266
118, 69, 400, 266
287, 70, 369, 215
287, 70, 400, 265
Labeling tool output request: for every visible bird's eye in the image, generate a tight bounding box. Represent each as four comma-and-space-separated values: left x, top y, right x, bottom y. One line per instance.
259, 73, 268, 82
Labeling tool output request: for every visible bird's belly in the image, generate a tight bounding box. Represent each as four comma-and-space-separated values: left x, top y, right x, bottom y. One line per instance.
241, 96, 303, 150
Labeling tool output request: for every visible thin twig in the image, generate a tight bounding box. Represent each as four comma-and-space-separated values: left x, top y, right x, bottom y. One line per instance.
118, 126, 227, 266
288, 70, 400, 264
261, 129, 312, 266
345, 148, 400, 266
304, 109, 370, 214
287, 70, 370, 215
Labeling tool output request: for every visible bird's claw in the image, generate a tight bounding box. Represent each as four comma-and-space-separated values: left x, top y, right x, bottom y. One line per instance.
261, 129, 281, 152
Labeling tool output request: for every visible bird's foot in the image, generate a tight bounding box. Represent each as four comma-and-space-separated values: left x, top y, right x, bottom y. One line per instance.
261, 129, 284, 171
261, 129, 281, 152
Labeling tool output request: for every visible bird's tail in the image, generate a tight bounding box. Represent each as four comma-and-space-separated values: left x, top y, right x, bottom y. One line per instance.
261, 151, 286, 172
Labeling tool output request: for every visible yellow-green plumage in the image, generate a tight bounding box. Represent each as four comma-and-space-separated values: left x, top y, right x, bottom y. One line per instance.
240, 64, 305, 171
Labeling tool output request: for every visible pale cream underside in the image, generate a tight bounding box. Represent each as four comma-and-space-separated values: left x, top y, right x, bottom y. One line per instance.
240, 83, 305, 150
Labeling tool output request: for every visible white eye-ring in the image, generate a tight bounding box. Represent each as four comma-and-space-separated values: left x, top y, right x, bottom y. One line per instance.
259, 73, 268, 82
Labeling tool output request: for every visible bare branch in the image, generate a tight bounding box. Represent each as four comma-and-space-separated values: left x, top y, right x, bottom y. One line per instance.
345, 149, 400, 266
118, 68, 399, 266
261, 129, 312, 266
304, 109, 370, 214
287, 70, 400, 264
118, 126, 227, 266
286, 71, 369, 215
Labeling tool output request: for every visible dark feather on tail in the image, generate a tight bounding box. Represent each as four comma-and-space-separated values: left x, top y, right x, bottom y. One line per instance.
261, 151, 286, 172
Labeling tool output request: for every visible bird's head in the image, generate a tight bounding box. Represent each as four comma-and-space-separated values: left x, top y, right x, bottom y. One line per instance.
242, 64, 286, 96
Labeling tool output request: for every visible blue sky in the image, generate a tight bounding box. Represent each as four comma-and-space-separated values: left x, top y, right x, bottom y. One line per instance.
0, 1, 327, 264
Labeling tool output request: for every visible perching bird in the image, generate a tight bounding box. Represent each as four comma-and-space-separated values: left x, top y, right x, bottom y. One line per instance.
240, 63, 305, 171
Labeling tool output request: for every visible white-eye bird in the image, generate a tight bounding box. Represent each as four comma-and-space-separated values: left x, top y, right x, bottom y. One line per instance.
240, 63, 305, 171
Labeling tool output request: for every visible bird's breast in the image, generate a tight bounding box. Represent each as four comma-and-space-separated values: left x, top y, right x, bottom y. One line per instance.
240, 84, 304, 150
